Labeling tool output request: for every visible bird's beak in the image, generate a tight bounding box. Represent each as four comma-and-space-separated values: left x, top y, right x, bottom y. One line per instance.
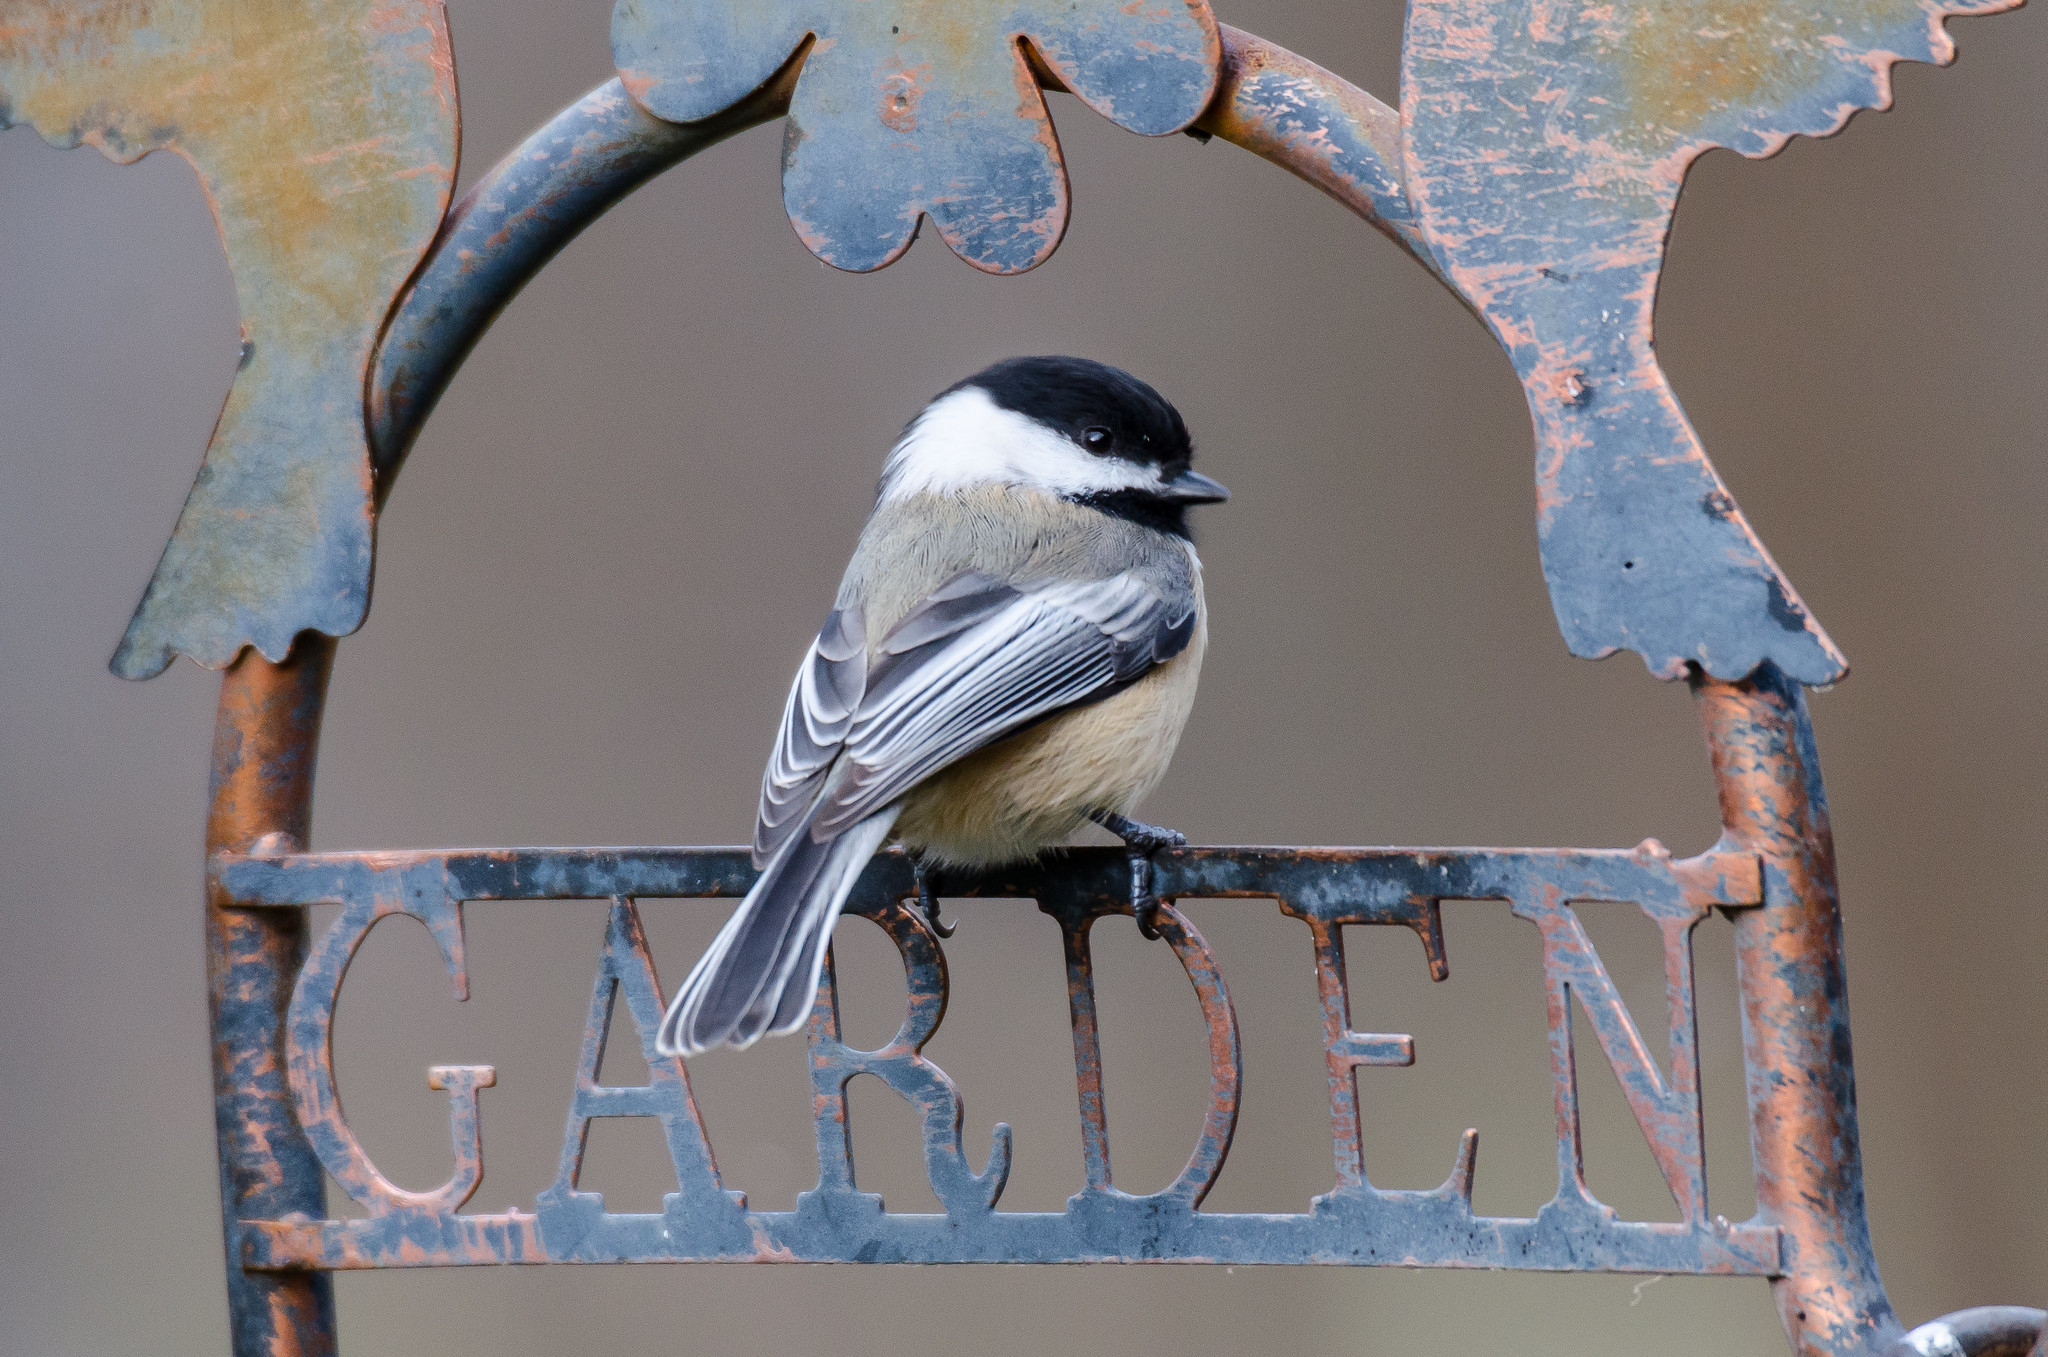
1160, 468, 1231, 504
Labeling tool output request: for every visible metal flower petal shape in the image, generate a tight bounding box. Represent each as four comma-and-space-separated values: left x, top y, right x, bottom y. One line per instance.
1403, 0, 2017, 685
0, 0, 458, 679
613, 0, 1220, 274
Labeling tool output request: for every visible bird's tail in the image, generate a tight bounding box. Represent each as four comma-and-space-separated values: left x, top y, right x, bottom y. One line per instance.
656, 806, 899, 1056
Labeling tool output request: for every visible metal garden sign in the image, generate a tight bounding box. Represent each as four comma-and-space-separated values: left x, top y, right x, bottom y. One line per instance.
2, 1, 2040, 1354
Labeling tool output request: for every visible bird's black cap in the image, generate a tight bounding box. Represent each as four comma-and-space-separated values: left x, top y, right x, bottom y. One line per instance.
951, 355, 1196, 474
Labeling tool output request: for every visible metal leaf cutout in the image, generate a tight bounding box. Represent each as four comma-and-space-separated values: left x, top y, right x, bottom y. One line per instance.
1403, 0, 2015, 684
613, 0, 1220, 274
0, 0, 459, 678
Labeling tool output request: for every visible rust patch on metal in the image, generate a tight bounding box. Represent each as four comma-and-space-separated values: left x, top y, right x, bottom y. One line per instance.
877, 62, 932, 132
1697, 664, 1900, 1355
202, 640, 339, 1353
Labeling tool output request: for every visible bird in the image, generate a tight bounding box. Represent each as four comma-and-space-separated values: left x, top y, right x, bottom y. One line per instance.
656, 356, 1229, 1056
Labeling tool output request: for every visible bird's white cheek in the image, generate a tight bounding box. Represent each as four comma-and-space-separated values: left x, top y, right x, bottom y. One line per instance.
878, 387, 1162, 501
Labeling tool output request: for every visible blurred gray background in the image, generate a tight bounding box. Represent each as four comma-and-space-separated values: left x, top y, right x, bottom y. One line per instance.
3, 1, 2043, 1353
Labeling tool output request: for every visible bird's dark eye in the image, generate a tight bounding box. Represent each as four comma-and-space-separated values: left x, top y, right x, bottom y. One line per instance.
1081, 426, 1113, 455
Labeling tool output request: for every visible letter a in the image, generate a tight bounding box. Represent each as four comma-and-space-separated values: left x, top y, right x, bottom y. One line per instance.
536, 897, 746, 1257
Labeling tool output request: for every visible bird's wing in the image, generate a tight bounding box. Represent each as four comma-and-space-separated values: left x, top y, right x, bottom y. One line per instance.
806, 570, 1197, 839
700, 568, 1192, 1055
752, 603, 867, 867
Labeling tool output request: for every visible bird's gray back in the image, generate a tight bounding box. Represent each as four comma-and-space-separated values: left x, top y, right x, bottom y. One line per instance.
839, 486, 1198, 646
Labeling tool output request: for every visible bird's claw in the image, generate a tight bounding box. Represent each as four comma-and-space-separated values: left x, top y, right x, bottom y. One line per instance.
1130, 851, 1166, 940
1092, 811, 1183, 940
913, 858, 956, 938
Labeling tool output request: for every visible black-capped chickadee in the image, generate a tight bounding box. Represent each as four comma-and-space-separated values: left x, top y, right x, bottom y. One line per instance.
657, 357, 1228, 1056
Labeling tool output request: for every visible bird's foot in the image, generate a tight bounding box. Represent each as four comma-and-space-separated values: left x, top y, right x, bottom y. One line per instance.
912, 857, 956, 939
1090, 811, 1187, 940
1091, 811, 1188, 856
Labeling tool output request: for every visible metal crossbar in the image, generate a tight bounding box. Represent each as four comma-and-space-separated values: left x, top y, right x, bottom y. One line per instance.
217, 844, 1773, 1273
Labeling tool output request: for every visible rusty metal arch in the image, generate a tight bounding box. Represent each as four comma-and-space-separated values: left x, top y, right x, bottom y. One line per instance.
370, 22, 1838, 692
366, 31, 1432, 502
